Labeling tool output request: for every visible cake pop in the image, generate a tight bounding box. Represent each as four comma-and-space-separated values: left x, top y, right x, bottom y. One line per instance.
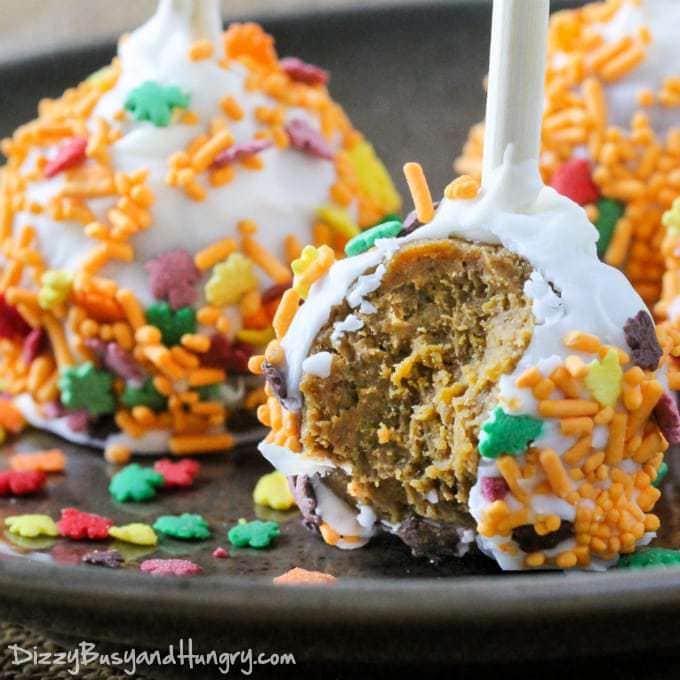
0, 0, 400, 456
251, 0, 677, 570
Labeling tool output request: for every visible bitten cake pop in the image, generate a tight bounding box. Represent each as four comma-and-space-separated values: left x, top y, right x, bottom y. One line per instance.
251, 0, 679, 570
0, 0, 399, 457
456, 0, 680, 309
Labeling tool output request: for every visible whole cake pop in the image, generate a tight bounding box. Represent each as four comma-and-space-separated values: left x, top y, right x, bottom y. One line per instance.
0, 0, 400, 457
251, 0, 678, 570
456, 0, 680, 309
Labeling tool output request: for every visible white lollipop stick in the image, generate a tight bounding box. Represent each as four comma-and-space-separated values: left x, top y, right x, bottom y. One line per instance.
482, 0, 550, 185
162, 0, 222, 43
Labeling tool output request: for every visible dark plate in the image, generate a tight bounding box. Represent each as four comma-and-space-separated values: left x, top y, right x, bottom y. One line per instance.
2, 0, 679, 670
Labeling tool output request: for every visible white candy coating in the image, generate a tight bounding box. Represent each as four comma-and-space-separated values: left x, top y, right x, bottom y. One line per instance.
21, 2, 344, 309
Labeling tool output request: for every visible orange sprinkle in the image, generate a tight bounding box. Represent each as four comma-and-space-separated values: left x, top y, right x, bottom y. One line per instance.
319, 523, 340, 546
538, 399, 599, 418
532, 378, 555, 400
240, 155, 264, 171
585, 204, 600, 223
555, 551, 578, 569
115, 410, 145, 439
144, 346, 184, 380
563, 331, 602, 354
9, 449, 65, 473
644, 514, 661, 532
267, 397, 282, 430
569, 468, 585, 481
515, 366, 541, 389
632, 430, 665, 464
559, 416, 593, 436
104, 241, 134, 262
550, 366, 582, 398
587, 35, 634, 73
403, 162, 434, 224
170, 346, 200, 370
539, 448, 572, 499
0, 261, 23, 290
604, 217, 633, 267
117, 195, 153, 229
605, 412, 627, 464
181, 334, 211, 353
131, 405, 157, 427
216, 316, 231, 335
496, 508, 530, 535
248, 355, 266, 375
169, 433, 235, 455
272, 288, 301, 340
257, 403, 271, 426
273, 567, 337, 586
16, 304, 40, 329
241, 234, 291, 284
194, 238, 238, 271
197, 306, 220, 326
130, 184, 154, 208
209, 165, 235, 187
496, 455, 528, 504
135, 325, 162, 345
623, 383, 643, 411
627, 434, 643, 455
330, 181, 353, 207
190, 400, 225, 417
188, 39, 214, 61
237, 219, 258, 236
271, 125, 289, 149
444, 175, 480, 200
600, 45, 646, 82
80, 244, 109, 273
73, 289, 124, 323
525, 552, 546, 568
179, 111, 199, 125
264, 339, 285, 365
192, 129, 235, 173
80, 319, 100, 339
0, 398, 26, 433
563, 434, 593, 465
42, 314, 74, 367
104, 444, 132, 465
594, 406, 614, 425
188, 368, 226, 387
153, 376, 174, 397
36, 373, 59, 404
624, 366, 645, 385
5, 287, 40, 311
583, 450, 606, 475
626, 380, 664, 439
112, 322, 133, 351
637, 486, 661, 513
220, 95, 244, 121
284, 234, 303, 264
27, 356, 56, 393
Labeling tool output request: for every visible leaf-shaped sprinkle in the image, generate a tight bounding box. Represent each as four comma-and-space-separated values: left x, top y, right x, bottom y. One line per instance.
585, 348, 622, 407
478, 406, 543, 459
